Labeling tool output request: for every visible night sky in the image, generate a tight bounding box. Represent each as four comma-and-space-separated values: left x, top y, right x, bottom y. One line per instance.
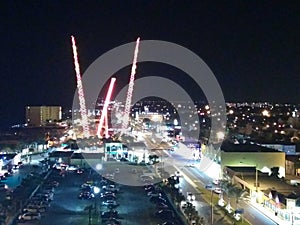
0, 1, 299, 127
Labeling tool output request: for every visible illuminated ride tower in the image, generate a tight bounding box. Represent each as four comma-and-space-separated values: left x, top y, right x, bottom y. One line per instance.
71, 35, 90, 138
121, 37, 140, 134
97, 77, 116, 138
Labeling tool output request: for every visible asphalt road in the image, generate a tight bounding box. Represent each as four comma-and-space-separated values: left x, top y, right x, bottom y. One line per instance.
169, 143, 278, 225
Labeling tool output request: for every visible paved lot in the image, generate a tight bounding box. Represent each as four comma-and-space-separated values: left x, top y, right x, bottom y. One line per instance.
34, 169, 178, 225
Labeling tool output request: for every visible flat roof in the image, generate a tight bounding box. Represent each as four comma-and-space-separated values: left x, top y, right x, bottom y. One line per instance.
71, 152, 104, 159
286, 155, 300, 162
49, 151, 74, 157
221, 141, 281, 152
236, 173, 299, 196
227, 166, 256, 173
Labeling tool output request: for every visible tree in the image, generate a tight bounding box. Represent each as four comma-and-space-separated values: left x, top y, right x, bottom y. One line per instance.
148, 154, 159, 164
175, 192, 185, 204
231, 186, 248, 209
220, 180, 248, 214
270, 167, 280, 178
183, 202, 198, 221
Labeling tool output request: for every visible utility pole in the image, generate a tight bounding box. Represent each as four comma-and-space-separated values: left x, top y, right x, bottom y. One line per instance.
88, 205, 92, 225
205, 184, 214, 225
255, 167, 258, 192
210, 189, 213, 225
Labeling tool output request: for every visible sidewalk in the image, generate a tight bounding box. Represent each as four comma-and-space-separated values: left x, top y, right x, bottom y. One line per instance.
249, 201, 289, 225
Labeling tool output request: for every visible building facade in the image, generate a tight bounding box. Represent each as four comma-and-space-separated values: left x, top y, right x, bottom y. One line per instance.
26, 106, 62, 126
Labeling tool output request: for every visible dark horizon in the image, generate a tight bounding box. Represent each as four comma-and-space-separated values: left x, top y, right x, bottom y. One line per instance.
0, 1, 299, 127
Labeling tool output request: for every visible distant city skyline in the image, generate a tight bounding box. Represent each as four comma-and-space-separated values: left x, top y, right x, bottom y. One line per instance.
0, 1, 299, 127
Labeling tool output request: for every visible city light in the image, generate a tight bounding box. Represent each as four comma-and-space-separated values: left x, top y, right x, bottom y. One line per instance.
262, 109, 270, 117
95, 163, 102, 171
216, 131, 225, 141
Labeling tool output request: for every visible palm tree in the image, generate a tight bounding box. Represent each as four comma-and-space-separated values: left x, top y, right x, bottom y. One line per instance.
219, 180, 234, 211
220, 180, 248, 212
231, 185, 248, 209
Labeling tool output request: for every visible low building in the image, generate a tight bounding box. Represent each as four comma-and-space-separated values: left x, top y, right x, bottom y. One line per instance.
48, 151, 74, 164
220, 141, 286, 178
226, 166, 300, 224
71, 152, 104, 168
286, 155, 300, 176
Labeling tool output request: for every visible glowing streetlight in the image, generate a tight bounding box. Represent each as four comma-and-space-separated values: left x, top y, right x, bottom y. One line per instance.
173, 119, 178, 126
262, 109, 270, 117
93, 186, 100, 194
95, 163, 102, 171
216, 131, 225, 142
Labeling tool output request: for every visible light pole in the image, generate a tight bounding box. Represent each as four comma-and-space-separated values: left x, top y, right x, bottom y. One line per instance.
206, 184, 214, 225
216, 131, 225, 143
210, 189, 213, 225
255, 166, 258, 192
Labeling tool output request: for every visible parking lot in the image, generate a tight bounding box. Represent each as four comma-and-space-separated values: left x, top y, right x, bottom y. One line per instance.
11, 164, 183, 225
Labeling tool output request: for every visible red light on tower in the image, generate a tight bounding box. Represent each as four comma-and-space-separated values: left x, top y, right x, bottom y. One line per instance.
71, 35, 90, 138
97, 77, 116, 138
121, 37, 140, 134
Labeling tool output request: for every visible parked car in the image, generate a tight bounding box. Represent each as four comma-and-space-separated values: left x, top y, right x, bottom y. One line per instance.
77, 168, 84, 174
0, 183, 8, 190
147, 190, 162, 197
101, 195, 117, 201
27, 201, 49, 208
101, 210, 119, 219
35, 192, 53, 201
213, 179, 221, 185
102, 200, 119, 207
18, 212, 41, 221
102, 185, 119, 193
42, 186, 55, 193
45, 180, 59, 187
105, 218, 122, 225
187, 192, 195, 201
23, 205, 46, 213
214, 187, 222, 194
150, 196, 167, 204
100, 192, 116, 198
66, 165, 78, 171
78, 191, 94, 199
144, 184, 155, 192
156, 202, 169, 210
158, 222, 175, 225
31, 195, 51, 203
155, 210, 174, 220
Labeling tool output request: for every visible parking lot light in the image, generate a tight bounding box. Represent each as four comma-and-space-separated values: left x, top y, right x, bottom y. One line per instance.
93, 186, 100, 194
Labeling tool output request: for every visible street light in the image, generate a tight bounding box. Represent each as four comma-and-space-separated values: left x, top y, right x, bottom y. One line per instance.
216, 131, 225, 142
84, 205, 94, 225
205, 184, 214, 225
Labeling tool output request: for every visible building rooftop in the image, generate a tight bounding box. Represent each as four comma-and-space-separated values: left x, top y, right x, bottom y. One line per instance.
286, 155, 300, 163
221, 140, 281, 152
49, 151, 74, 158
239, 173, 298, 195
71, 152, 104, 159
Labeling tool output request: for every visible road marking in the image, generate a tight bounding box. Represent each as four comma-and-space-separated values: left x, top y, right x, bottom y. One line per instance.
163, 149, 205, 188
173, 164, 204, 189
